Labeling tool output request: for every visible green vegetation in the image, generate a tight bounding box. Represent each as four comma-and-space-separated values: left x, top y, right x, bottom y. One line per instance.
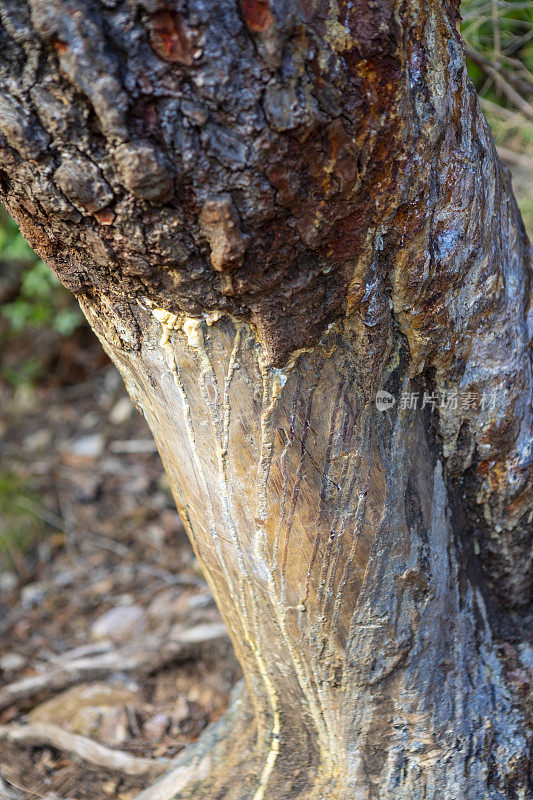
0, 470, 47, 573
0, 208, 84, 387
0, 208, 37, 263
0, 209, 82, 338
2, 259, 82, 337
462, 0, 533, 231
463, 0, 533, 79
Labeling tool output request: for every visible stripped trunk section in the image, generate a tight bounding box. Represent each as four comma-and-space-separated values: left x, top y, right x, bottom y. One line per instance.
81, 300, 531, 798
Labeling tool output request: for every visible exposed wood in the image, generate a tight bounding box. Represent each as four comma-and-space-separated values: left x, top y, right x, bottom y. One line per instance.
87, 302, 531, 799
132, 684, 250, 800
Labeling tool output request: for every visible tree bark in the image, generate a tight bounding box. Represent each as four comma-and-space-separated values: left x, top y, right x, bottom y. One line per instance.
0, 1, 532, 797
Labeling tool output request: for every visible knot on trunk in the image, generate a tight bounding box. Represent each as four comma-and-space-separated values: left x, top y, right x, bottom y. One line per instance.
114, 142, 173, 206
54, 156, 113, 215
199, 196, 248, 273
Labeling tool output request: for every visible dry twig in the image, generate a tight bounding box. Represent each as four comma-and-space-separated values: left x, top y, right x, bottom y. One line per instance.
0, 622, 227, 712
0, 723, 169, 777
466, 46, 533, 119
131, 755, 212, 800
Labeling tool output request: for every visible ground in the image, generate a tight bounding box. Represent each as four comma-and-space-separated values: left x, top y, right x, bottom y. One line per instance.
0, 320, 239, 800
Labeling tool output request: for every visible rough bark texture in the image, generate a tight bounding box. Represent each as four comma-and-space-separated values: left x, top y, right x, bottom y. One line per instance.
0, 0, 532, 797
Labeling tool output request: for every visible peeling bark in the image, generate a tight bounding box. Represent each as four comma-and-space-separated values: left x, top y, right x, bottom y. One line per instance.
0, 0, 532, 797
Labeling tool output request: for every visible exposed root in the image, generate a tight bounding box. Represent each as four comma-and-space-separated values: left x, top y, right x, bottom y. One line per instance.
132, 682, 257, 800
130, 683, 328, 800
0, 777, 24, 800
0, 622, 227, 712
0, 722, 169, 778
0, 775, 82, 800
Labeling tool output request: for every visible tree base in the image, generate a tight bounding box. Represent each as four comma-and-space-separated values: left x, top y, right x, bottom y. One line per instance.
133, 682, 331, 800
134, 668, 532, 800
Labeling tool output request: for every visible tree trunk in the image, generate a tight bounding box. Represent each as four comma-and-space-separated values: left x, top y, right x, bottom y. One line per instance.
0, 1, 532, 797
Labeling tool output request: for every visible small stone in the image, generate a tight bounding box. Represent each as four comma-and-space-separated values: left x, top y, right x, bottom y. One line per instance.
53, 569, 76, 587
81, 412, 99, 429
21, 582, 46, 609
63, 434, 105, 460
0, 652, 26, 672
143, 712, 169, 742
117, 593, 135, 606
100, 457, 124, 474
148, 588, 183, 625
148, 590, 213, 627
37, 540, 53, 563
91, 604, 148, 643
144, 523, 166, 548
0, 571, 19, 593
187, 591, 214, 611
23, 428, 52, 452
71, 472, 102, 503
151, 491, 170, 511
109, 396, 134, 425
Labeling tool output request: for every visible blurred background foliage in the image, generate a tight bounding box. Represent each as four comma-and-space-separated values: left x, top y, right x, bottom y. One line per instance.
0, 470, 46, 577
463, 0, 533, 227
0, 208, 83, 388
